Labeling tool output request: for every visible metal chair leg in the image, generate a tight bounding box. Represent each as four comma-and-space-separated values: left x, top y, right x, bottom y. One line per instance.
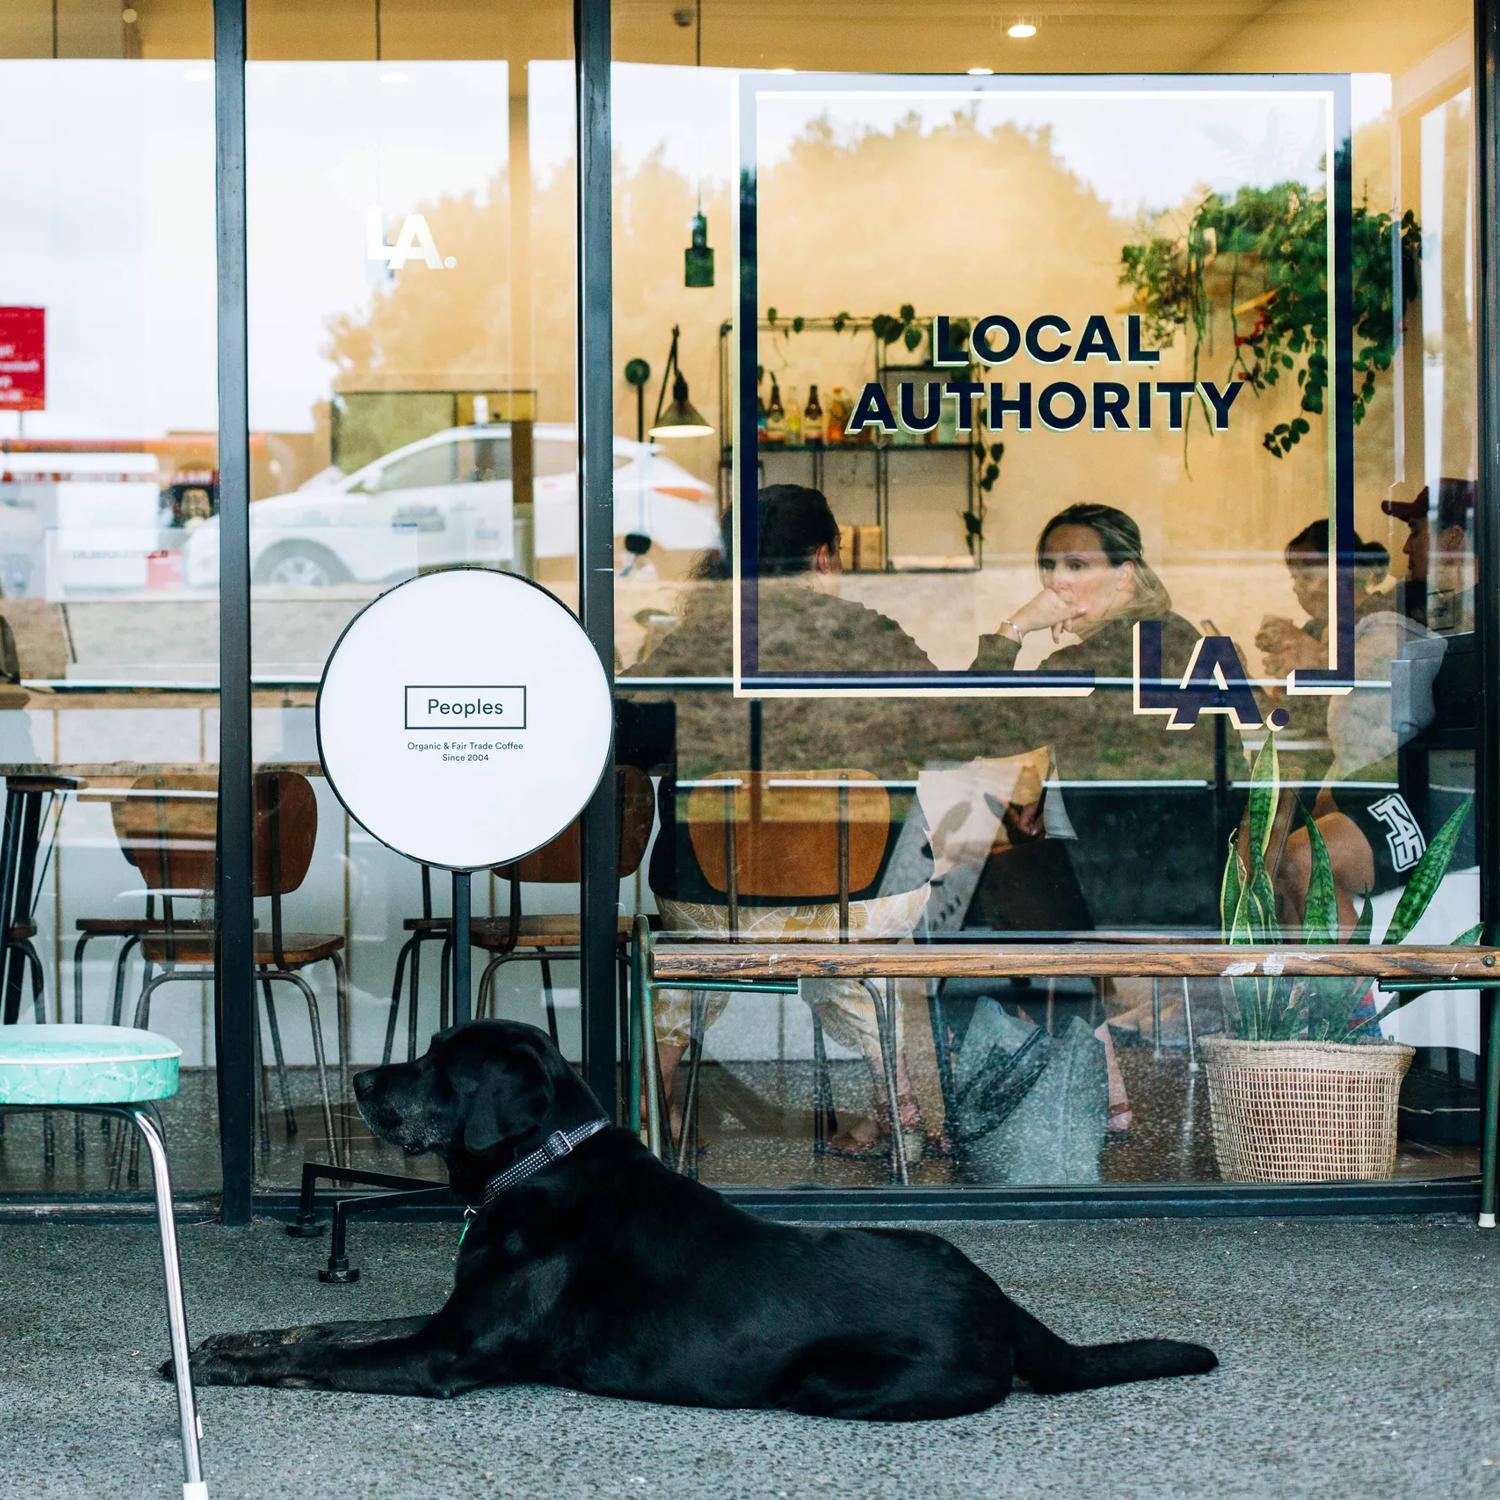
811, 1012, 832, 1152
538, 949, 560, 1047
99, 936, 145, 1140
72, 931, 92, 1025
862, 979, 909, 1186
477, 955, 503, 1019
272, 970, 342, 1169
253, 998, 271, 1152
633, 920, 664, 1160
329, 952, 353, 1164
1152, 977, 1163, 1060
676, 991, 708, 1177
125, 1105, 208, 1500
438, 936, 452, 1034
111, 935, 142, 1028
260, 978, 296, 1137
407, 936, 424, 1062
382, 935, 414, 1066
20, 941, 55, 1170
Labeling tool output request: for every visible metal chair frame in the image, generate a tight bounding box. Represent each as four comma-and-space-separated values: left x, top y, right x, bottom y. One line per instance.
6, 1099, 207, 1498
663, 773, 910, 1185
126, 775, 348, 1171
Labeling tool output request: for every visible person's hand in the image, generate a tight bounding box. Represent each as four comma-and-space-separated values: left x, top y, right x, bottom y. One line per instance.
1007, 588, 1085, 643
1256, 616, 1321, 676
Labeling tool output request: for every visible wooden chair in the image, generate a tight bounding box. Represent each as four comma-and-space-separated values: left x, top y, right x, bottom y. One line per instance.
667, 768, 910, 1181
123, 772, 349, 1168
473, 766, 655, 1042
380, 768, 655, 1059
70, 791, 300, 1154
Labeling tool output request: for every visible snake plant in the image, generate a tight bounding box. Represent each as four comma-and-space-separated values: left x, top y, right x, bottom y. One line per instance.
1219, 735, 1478, 1042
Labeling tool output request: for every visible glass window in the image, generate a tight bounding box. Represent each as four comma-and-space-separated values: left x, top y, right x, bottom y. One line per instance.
614, 0, 1483, 1193
246, 0, 579, 1189
0, 4, 220, 1194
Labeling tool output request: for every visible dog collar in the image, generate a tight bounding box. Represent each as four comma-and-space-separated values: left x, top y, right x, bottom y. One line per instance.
457, 1118, 611, 1251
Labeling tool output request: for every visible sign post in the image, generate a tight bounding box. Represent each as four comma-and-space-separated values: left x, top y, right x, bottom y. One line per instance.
297, 567, 614, 1279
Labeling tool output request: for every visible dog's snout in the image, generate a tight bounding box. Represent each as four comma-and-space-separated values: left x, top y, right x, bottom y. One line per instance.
353, 1069, 379, 1101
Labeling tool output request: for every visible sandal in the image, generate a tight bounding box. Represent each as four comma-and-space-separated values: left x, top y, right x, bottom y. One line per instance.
825, 1096, 926, 1165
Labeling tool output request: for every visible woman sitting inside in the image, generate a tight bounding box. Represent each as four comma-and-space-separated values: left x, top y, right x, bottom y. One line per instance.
625, 484, 944, 1161
973, 503, 1217, 1128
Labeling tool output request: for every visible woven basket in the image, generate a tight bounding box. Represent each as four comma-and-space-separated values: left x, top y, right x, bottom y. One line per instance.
1202, 1036, 1415, 1183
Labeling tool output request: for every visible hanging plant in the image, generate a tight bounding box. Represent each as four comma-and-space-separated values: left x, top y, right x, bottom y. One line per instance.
1119, 179, 1420, 458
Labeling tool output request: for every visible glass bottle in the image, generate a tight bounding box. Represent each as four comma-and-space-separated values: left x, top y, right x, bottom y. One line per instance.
785, 386, 803, 445
765, 378, 787, 444
803, 384, 824, 446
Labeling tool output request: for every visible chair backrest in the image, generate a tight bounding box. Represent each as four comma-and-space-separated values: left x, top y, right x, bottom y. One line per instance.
119, 774, 218, 893
251, 771, 318, 899
119, 770, 317, 899
503, 765, 654, 884
684, 770, 890, 920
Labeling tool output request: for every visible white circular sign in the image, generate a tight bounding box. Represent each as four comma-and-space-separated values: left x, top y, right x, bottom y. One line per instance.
316, 568, 613, 870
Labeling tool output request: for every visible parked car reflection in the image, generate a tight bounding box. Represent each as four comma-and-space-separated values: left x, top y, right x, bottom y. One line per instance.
183, 424, 719, 588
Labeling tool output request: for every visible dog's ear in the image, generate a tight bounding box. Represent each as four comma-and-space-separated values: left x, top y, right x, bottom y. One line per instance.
462, 1049, 550, 1155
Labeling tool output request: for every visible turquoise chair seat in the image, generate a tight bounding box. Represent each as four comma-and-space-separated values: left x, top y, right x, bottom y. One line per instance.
0, 1024, 180, 1106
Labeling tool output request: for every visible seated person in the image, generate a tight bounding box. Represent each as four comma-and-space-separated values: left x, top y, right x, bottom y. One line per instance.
1382, 478, 1477, 634
1263, 525, 1458, 931
624, 485, 944, 1161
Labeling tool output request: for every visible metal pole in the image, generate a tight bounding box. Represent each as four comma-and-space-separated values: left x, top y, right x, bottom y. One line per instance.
1475, 0, 1500, 1225
452, 870, 471, 1025
212, 0, 256, 1227
576, 0, 619, 1118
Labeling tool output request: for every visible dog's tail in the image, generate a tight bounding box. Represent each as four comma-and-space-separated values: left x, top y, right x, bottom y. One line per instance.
1007, 1301, 1217, 1394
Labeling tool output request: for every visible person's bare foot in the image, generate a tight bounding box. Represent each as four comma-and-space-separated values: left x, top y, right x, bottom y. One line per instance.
826, 1096, 925, 1161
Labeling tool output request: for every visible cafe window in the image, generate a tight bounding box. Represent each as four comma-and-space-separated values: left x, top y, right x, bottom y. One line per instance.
613, 1, 1484, 1193
0, 0, 1492, 1217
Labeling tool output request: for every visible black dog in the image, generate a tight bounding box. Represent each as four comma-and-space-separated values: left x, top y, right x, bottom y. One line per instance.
176, 1021, 1215, 1417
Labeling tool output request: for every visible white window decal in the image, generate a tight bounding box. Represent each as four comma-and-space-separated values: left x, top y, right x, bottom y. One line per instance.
1368, 794, 1425, 873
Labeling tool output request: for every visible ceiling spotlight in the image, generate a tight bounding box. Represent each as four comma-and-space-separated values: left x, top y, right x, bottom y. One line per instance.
967, 66, 995, 75
1007, 20, 1037, 38
771, 67, 797, 75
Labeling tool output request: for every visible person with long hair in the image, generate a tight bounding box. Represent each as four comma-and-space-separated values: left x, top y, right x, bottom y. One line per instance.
973, 503, 1218, 1128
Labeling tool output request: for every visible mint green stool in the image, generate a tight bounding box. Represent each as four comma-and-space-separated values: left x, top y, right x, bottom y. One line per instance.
0, 1024, 207, 1498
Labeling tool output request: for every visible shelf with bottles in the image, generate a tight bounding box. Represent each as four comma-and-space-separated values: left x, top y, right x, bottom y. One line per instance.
715, 315, 984, 573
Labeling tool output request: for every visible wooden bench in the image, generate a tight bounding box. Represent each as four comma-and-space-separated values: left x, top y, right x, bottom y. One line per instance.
627, 918, 1500, 1220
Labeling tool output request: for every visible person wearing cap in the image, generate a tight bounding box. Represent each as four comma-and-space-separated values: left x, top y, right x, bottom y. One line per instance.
1382, 478, 1477, 634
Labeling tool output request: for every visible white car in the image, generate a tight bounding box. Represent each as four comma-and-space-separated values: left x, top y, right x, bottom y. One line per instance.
183, 424, 720, 588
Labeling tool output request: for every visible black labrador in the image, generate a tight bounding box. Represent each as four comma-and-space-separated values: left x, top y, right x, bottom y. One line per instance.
175, 1021, 1215, 1417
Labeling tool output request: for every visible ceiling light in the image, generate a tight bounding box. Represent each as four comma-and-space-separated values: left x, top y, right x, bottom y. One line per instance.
967, 66, 994, 76
771, 67, 796, 75
1007, 21, 1037, 39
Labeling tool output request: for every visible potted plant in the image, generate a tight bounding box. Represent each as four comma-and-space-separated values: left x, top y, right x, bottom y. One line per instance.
1203, 736, 1476, 1183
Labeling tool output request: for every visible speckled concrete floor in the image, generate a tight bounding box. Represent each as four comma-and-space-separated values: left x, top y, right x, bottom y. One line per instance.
2, 1215, 1497, 1500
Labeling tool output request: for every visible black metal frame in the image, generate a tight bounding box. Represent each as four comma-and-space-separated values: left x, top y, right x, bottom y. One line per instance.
213, 0, 256, 1227
185, 0, 1500, 1225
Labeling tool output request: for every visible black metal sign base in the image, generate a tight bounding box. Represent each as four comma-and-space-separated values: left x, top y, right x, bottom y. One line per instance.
289, 868, 473, 1280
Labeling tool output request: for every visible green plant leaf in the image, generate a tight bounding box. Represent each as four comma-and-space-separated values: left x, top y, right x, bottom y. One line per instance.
1300, 807, 1337, 944
1219, 835, 1244, 936
1381, 797, 1473, 945
1246, 734, 1279, 864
